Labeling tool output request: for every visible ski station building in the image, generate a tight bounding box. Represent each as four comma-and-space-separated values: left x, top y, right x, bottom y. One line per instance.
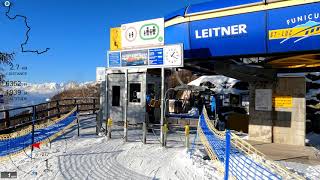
101, 0, 320, 147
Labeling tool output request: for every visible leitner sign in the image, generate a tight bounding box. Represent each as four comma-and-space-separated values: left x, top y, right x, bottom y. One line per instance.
107, 44, 183, 69
194, 24, 247, 39
190, 11, 266, 57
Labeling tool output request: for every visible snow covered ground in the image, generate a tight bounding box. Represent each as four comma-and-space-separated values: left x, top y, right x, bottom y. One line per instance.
1, 115, 319, 179
0, 115, 222, 180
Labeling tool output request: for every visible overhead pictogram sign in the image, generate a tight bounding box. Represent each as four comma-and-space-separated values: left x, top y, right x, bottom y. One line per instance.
121, 18, 164, 49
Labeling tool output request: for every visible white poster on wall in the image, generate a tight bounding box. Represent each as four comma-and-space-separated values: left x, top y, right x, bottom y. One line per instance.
255, 89, 272, 111
121, 18, 164, 49
96, 67, 105, 82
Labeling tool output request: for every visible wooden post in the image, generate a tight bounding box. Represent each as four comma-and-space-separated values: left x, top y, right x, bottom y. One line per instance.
96, 112, 99, 135
93, 99, 96, 114
4, 110, 10, 128
47, 102, 50, 118
76, 104, 80, 136
57, 100, 61, 118
96, 110, 102, 135
31, 106, 36, 153
143, 122, 147, 144
77, 116, 80, 137
74, 99, 77, 112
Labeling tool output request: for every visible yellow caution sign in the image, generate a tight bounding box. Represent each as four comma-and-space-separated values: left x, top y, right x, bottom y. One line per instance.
110, 27, 121, 50
273, 96, 293, 108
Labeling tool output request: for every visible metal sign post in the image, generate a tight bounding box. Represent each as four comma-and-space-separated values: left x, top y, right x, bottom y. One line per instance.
160, 67, 165, 146
124, 69, 128, 142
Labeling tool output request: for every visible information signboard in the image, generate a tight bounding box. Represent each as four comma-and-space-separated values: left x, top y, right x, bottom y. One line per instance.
107, 44, 183, 69
149, 48, 163, 65
121, 49, 148, 67
107, 52, 121, 67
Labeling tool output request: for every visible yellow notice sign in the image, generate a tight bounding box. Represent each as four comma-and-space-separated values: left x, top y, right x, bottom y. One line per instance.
273, 96, 293, 108
110, 28, 121, 50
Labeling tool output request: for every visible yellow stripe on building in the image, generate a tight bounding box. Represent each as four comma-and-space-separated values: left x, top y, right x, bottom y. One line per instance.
165, 0, 320, 27
269, 26, 320, 40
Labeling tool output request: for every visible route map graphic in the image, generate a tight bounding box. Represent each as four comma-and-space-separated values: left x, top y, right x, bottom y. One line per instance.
1, 1, 50, 55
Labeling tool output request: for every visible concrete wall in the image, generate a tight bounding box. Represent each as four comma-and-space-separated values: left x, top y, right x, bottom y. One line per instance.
248, 77, 306, 146
273, 77, 306, 146
248, 82, 273, 143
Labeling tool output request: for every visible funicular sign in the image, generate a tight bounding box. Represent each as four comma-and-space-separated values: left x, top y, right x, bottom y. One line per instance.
268, 2, 320, 53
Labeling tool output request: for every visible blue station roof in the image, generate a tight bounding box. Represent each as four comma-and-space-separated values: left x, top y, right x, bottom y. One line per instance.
165, 0, 263, 20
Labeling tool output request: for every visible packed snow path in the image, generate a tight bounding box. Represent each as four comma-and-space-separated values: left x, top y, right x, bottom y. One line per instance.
1, 115, 319, 179
0, 115, 221, 180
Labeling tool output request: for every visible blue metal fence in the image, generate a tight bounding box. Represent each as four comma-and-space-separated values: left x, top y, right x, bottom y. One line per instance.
198, 113, 283, 180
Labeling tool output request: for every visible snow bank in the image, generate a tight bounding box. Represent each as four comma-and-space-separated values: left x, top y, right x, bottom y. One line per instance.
279, 161, 320, 180
187, 75, 247, 95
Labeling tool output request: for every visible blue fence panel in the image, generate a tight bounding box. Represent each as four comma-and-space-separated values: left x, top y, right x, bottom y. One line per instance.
199, 114, 282, 180
0, 111, 77, 157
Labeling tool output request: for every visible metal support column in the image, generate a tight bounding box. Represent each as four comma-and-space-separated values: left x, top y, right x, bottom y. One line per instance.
124, 69, 128, 142
105, 72, 108, 135
160, 68, 165, 146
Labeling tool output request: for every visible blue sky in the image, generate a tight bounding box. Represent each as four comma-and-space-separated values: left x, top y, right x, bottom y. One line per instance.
0, 0, 208, 83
